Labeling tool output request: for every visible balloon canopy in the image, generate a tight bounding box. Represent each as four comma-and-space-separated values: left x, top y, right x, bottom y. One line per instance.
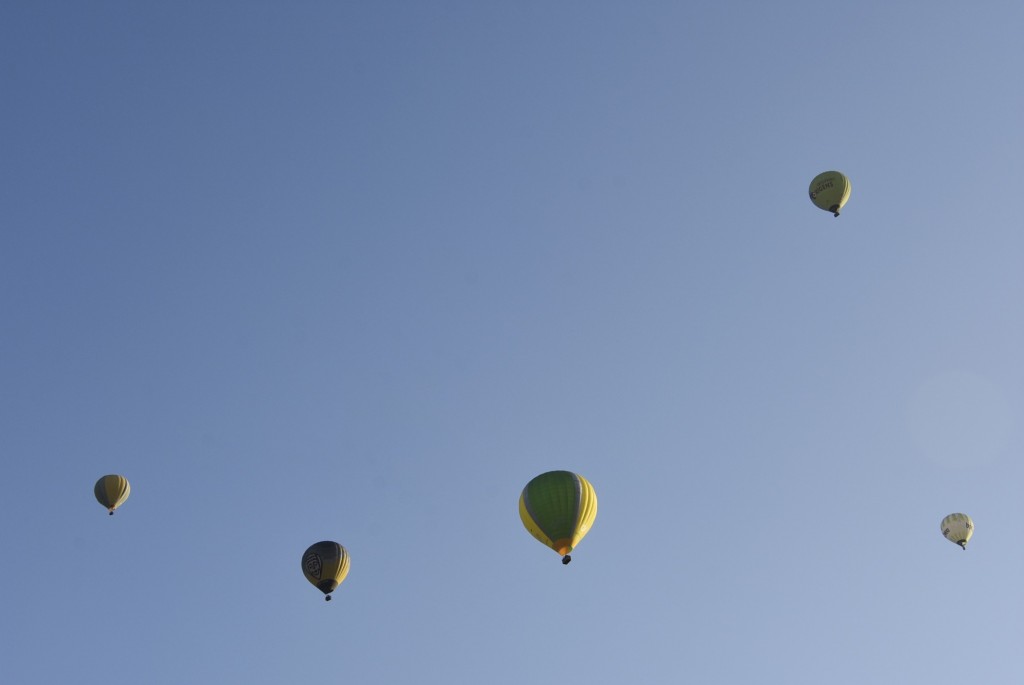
940, 513, 974, 550
302, 541, 350, 600
809, 171, 851, 217
519, 470, 597, 564
94, 475, 130, 515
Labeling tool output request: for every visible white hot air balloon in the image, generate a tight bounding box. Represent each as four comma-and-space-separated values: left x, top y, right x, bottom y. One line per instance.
940, 513, 974, 550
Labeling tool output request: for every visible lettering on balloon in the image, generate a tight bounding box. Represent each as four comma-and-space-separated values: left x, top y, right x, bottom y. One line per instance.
303, 552, 323, 579
812, 180, 835, 195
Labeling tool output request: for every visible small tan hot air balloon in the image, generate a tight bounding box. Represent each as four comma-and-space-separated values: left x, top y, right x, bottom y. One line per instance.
94, 475, 130, 515
302, 541, 350, 601
809, 171, 851, 217
940, 513, 974, 550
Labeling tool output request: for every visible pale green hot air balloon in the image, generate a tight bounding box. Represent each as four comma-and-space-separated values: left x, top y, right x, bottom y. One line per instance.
809, 171, 851, 217
94, 475, 130, 515
940, 513, 974, 550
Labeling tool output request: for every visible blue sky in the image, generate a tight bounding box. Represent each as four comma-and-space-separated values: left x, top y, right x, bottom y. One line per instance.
2, 2, 1022, 683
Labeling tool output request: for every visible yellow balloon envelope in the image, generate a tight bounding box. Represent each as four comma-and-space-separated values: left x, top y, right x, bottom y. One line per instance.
940, 513, 973, 550
519, 470, 597, 565
809, 171, 851, 217
94, 475, 130, 515
302, 541, 350, 601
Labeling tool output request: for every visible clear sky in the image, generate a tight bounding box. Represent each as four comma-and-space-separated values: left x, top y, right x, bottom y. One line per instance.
2, 2, 1022, 683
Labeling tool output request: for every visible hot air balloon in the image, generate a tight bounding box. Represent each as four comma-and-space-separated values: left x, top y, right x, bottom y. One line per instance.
519, 470, 597, 565
941, 513, 973, 550
809, 171, 851, 217
302, 541, 350, 601
94, 475, 130, 515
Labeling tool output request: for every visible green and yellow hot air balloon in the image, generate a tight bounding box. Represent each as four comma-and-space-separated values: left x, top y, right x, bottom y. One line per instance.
519, 470, 597, 565
809, 171, 851, 217
94, 475, 130, 515
940, 513, 974, 550
302, 541, 350, 601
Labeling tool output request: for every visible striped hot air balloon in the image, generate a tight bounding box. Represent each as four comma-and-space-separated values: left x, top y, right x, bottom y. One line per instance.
940, 513, 974, 550
94, 475, 130, 515
519, 470, 597, 565
302, 541, 350, 601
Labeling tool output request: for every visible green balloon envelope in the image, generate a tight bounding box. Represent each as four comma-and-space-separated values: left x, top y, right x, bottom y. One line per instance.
809, 171, 851, 216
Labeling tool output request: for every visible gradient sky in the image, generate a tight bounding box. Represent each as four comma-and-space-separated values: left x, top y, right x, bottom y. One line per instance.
3, 2, 1023, 684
